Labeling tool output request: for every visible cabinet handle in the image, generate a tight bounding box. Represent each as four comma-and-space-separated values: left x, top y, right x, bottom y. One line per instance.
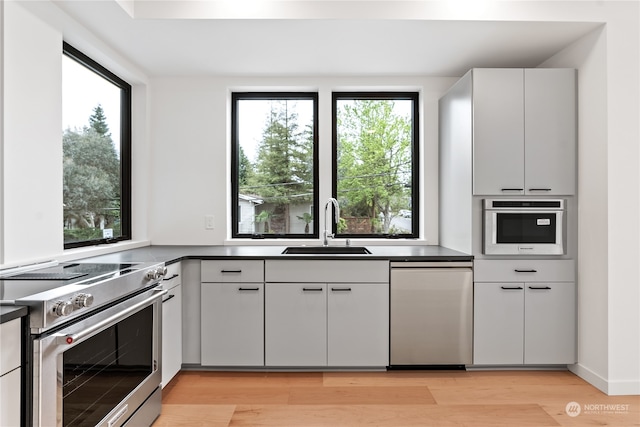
303, 287, 323, 292
501, 188, 524, 192
331, 287, 352, 292
528, 286, 552, 290
501, 286, 523, 290
528, 188, 552, 192
238, 287, 259, 291
162, 294, 176, 303
221, 270, 242, 273
514, 269, 537, 273
163, 274, 179, 281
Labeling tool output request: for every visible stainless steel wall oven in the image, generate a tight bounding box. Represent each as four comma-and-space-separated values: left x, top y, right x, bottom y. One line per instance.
483, 199, 565, 255
0, 261, 167, 427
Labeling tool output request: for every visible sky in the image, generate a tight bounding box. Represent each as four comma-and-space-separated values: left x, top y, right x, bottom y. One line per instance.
62, 55, 122, 152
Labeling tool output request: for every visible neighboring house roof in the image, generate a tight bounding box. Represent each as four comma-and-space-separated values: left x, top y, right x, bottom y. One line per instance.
239, 194, 264, 205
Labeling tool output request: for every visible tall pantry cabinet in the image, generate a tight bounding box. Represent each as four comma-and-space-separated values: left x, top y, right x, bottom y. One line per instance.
439, 68, 578, 366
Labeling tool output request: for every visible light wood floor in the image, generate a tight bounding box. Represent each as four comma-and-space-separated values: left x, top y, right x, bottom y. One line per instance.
154, 370, 639, 426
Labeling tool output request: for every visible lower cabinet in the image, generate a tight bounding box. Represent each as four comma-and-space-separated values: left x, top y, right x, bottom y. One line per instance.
0, 318, 21, 427
265, 282, 389, 367
200, 260, 265, 366
473, 282, 576, 365
161, 262, 183, 387
201, 283, 265, 366
265, 284, 327, 366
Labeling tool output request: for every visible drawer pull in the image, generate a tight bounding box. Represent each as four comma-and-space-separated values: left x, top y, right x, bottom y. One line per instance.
501, 188, 524, 192
331, 287, 352, 292
163, 274, 179, 281
303, 287, 323, 292
514, 269, 537, 273
221, 270, 242, 273
528, 286, 552, 290
162, 294, 176, 303
528, 188, 552, 192
238, 287, 259, 291
501, 286, 523, 290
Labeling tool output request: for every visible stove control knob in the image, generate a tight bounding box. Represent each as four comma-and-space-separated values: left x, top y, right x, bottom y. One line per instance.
74, 293, 94, 308
158, 266, 168, 278
53, 300, 74, 317
146, 269, 160, 280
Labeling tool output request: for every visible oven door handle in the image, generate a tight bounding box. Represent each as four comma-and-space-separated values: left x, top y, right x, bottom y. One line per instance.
56, 288, 168, 345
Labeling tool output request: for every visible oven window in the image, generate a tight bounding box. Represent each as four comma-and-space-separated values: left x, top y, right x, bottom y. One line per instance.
496, 213, 557, 244
62, 306, 153, 427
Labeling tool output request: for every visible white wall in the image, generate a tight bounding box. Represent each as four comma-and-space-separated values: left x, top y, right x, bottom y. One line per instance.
0, 1, 151, 267
148, 77, 451, 246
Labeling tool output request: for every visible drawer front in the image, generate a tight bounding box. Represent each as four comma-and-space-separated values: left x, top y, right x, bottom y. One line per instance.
202, 260, 264, 282
161, 262, 182, 290
474, 259, 575, 282
265, 260, 389, 283
0, 318, 21, 375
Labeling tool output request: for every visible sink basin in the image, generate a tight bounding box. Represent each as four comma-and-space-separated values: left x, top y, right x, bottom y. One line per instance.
282, 246, 371, 255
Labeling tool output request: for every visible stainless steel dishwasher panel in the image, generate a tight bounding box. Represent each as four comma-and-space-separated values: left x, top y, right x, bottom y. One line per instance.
390, 262, 473, 366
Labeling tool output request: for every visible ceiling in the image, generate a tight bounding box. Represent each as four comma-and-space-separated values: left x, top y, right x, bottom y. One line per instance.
52, 1, 602, 78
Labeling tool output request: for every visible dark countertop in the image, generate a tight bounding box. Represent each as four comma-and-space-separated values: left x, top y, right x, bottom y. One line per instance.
1, 305, 28, 324
78, 244, 472, 264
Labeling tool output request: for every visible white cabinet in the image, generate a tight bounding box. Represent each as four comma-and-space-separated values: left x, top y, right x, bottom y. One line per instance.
265, 283, 327, 366
471, 68, 576, 196
327, 283, 389, 366
201, 260, 265, 366
473, 260, 576, 365
161, 262, 182, 387
265, 260, 389, 368
1, 318, 21, 427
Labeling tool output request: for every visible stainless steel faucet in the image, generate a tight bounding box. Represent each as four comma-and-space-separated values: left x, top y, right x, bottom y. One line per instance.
323, 197, 340, 246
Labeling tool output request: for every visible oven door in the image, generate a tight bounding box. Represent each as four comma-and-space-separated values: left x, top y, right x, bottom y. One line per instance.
32, 286, 166, 427
484, 210, 564, 255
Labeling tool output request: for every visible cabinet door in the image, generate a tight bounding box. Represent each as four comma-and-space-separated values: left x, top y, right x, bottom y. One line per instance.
473, 282, 524, 364
524, 282, 576, 364
327, 283, 389, 367
0, 368, 21, 427
162, 284, 182, 386
472, 68, 525, 195
201, 283, 264, 366
265, 283, 327, 366
524, 69, 576, 195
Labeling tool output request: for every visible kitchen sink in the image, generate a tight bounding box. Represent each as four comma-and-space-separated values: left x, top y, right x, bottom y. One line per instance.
281, 246, 371, 255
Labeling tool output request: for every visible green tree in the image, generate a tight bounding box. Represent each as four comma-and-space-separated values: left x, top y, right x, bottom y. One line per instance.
336, 99, 412, 234
88, 104, 110, 137
243, 101, 314, 233
238, 145, 253, 186
63, 105, 120, 239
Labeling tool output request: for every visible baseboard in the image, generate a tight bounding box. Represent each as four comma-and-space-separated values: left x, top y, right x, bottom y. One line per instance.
569, 363, 640, 395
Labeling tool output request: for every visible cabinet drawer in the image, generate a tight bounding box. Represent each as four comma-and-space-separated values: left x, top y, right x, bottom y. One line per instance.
474, 259, 574, 282
202, 260, 264, 282
0, 318, 21, 375
265, 260, 389, 283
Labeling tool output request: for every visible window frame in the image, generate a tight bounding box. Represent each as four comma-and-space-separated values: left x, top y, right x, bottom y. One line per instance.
231, 92, 319, 239
331, 91, 420, 239
62, 42, 132, 249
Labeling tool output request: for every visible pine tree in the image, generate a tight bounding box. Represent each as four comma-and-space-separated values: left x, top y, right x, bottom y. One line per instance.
89, 104, 110, 137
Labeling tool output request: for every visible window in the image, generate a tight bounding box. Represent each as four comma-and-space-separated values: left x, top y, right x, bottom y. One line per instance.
62, 42, 131, 249
231, 93, 318, 238
332, 92, 419, 238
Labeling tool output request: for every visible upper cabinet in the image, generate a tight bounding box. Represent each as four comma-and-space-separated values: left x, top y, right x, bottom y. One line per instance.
471, 68, 576, 196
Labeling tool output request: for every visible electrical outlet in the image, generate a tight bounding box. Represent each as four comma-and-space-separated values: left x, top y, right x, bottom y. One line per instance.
205, 215, 215, 230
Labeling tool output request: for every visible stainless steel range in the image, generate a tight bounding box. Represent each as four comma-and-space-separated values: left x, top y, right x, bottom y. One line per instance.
0, 261, 168, 427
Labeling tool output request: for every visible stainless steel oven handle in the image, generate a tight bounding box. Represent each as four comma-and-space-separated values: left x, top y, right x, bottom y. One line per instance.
56, 288, 168, 345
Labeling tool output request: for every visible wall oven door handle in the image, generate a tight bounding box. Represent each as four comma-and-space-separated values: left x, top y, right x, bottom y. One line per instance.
57, 288, 168, 345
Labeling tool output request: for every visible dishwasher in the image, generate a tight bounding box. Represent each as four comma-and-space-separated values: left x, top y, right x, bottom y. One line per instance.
390, 261, 473, 367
